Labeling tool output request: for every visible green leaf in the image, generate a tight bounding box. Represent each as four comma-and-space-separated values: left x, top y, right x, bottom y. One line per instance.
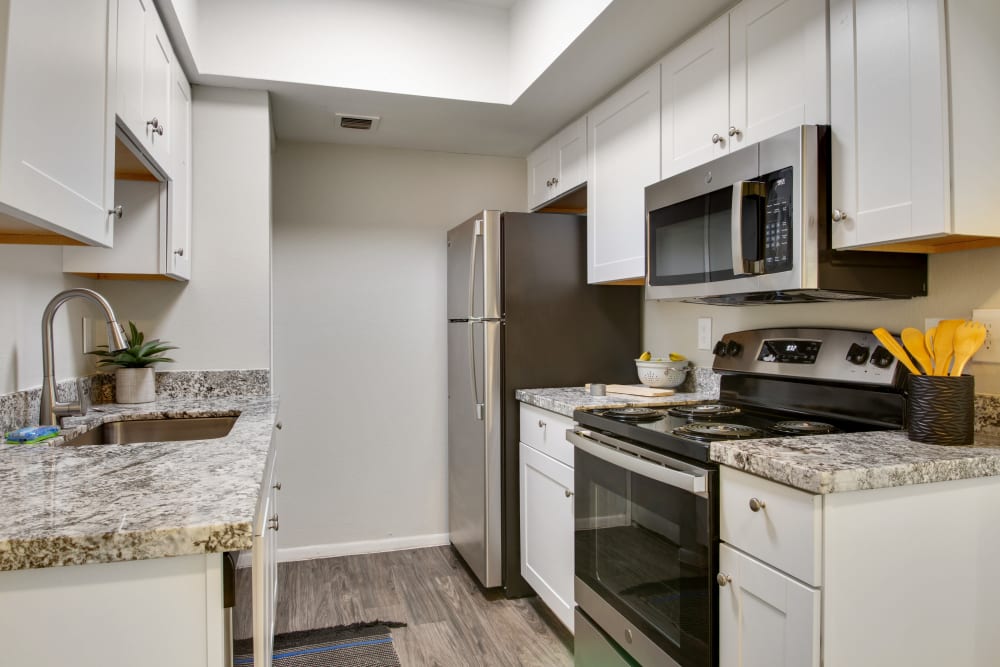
86, 322, 178, 368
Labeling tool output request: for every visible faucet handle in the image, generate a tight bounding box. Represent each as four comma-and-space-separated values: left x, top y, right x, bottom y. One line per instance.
76, 377, 91, 415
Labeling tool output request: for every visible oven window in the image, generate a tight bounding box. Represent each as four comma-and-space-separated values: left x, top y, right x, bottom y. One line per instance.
648, 196, 707, 286
575, 448, 715, 666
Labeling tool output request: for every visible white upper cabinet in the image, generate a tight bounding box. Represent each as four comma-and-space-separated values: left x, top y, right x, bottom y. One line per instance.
661, 14, 730, 177
166, 61, 192, 280
587, 64, 660, 284
661, 0, 828, 180
527, 116, 586, 210
116, 0, 146, 140
0, 0, 117, 246
830, 0, 1000, 252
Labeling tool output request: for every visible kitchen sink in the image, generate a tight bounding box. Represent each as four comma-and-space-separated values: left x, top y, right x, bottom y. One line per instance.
60, 416, 238, 446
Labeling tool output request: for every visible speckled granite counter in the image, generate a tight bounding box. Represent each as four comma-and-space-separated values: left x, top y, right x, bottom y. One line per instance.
711, 429, 1000, 494
0, 395, 278, 571
515, 386, 718, 418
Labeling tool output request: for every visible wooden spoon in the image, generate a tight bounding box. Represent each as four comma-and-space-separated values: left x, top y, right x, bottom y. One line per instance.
925, 327, 937, 370
901, 327, 934, 375
933, 319, 965, 376
951, 321, 987, 377
872, 328, 921, 375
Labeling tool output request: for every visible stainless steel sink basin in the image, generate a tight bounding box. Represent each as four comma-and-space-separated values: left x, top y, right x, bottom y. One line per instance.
60, 416, 238, 446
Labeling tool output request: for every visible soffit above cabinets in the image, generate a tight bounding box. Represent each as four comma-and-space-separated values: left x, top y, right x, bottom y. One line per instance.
156, 0, 732, 156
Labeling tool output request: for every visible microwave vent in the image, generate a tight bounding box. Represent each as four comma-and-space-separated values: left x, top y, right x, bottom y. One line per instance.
336, 113, 381, 131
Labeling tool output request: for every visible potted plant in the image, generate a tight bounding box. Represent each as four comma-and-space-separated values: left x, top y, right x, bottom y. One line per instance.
88, 322, 177, 404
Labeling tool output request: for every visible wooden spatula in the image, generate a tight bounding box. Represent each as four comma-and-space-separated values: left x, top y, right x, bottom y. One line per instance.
901, 327, 934, 375
951, 321, 987, 377
932, 319, 965, 376
925, 327, 937, 370
872, 328, 921, 375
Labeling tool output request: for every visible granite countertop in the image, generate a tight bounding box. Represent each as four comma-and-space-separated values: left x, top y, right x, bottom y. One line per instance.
711, 429, 1000, 494
0, 395, 279, 571
515, 386, 719, 418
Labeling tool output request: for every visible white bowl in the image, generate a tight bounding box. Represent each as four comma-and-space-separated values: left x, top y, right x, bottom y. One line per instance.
635, 359, 690, 388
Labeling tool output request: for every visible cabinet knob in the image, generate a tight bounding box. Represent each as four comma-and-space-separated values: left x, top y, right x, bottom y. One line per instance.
717, 572, 732, 587
147, 117, 165, 136
748, 497, 766, 512
276, 421, 283, 430
565, 489, 574, 498
545, 179, 553, 187
273, 482, 282, 491
712, 133, 724, 145
625, 628, 633, 643
728, 126, 742, 138
173, 248, 184, 257
551, 177, 559, 186
268, 514, 279, 531
832, 209, 848, 222
109, 205, 124, 219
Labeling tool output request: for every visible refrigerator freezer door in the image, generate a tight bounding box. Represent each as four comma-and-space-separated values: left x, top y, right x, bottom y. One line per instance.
446, 211, 501, 321
448, 319, 502, 588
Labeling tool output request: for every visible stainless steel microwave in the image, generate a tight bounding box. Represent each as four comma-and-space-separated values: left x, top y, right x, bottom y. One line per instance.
644, 125, 927, 304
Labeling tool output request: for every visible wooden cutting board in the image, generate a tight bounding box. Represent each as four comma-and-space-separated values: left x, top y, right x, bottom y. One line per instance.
585, 383, 675, 397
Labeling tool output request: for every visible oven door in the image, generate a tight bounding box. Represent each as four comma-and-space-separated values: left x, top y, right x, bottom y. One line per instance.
568, 428, 717, 667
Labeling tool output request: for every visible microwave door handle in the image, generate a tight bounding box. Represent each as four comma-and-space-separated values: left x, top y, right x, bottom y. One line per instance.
731, 181, 767, 276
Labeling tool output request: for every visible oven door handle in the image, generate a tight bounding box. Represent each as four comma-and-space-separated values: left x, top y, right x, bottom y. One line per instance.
731, 180, 767, 276
567, 428, 709, 496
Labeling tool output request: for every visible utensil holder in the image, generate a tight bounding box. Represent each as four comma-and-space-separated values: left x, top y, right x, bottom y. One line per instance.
907, 374, 974, 445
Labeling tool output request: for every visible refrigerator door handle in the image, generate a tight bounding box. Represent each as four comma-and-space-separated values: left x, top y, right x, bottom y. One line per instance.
468, 321, 483, 420
467, 218, 483, 318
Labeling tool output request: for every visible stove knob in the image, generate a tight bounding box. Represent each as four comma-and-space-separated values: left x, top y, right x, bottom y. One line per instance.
870, 346, 894, 369
726, 340, 742, 357
713, 340, 728, 357
846, 343, 870, 365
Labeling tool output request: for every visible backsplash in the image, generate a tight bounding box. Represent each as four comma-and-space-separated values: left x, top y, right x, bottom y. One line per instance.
0, 370, 270, 433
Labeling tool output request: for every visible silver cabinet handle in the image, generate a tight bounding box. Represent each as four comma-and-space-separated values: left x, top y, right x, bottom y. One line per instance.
109, 205, 124, 219
545, 179, 553, 187
147, 117, 164, 136
268, 514, 279, 531
832, 209, 848, 222
749, 497, 766, 512
551, 177, 559, 186
275, 421, 283, 430
717, 572, 732, 587
728, 126, 741, 138
173, 248, 184, 256
537, 419, 546, 428
273, 482, 282, 491
712, 133, 724, 145
565, 489, 574, 498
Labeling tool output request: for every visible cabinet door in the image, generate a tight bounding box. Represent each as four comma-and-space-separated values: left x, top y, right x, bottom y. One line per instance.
730, 0, 828, 151
116, 0, 148, 136
253, 433, 280, 667
166, 63, 192, 280
519, 442, 574, 632
527, 141, 555, 210
718, 544, 820, 667
587, 64, 660, 284
554, 116, 586, 196
142, 8, 172, 169
660, 14, 730, 178
829, 0, 949, 249
0, 0, 116, 246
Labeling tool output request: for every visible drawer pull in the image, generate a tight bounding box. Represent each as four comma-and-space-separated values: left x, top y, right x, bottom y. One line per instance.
565, 489, 574, 498
749, 497, 766, 512
717, 572, 732, 587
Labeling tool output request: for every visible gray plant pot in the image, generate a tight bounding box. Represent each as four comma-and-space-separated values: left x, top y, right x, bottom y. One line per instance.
115, 367, 155, 404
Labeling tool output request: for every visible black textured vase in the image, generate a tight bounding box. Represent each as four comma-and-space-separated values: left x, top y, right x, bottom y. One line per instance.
907, 374, 974, 445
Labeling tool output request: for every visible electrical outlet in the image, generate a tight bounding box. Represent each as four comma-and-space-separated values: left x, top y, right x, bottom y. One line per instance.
697, 317, 712, 350
972, 310, 1000, 363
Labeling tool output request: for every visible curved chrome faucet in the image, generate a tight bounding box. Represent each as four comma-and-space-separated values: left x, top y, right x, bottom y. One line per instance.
40, 288, 129, 426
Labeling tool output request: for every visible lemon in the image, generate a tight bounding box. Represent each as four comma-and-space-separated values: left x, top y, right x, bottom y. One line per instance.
669, 352, 686, 362
638, 351, 652, 361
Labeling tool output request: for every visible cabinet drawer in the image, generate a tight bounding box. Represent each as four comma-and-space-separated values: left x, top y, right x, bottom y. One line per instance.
519, 404, 575, 467
720, 467, 821, 585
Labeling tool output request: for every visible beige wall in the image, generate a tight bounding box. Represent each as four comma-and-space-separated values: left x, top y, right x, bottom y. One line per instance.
272, 141, 525, 555
644, 245, 1000, 392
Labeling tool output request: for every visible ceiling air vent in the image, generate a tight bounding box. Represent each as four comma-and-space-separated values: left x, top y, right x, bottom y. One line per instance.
336, 113, 381, 131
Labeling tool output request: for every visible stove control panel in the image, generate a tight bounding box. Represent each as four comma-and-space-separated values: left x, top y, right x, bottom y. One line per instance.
713, 327, 906, 387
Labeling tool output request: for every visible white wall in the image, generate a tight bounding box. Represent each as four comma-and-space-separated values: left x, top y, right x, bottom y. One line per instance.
0, 247, 94, 394
272, 141, 525, 556
96, 87, 272, 372
194, 0, 509, 103
644, 245, 1000, 392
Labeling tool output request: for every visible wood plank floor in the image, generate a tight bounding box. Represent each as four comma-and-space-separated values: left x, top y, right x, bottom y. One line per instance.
233, 546, 574, 666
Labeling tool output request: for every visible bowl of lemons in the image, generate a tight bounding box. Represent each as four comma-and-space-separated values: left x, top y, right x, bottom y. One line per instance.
635, 351, 690, 388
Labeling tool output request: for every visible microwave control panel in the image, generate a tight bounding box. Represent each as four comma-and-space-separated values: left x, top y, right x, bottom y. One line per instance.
763, 166, 793, 273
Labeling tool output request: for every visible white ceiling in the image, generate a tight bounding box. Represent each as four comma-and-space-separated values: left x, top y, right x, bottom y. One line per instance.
161, 0, 733, 157
459, 0, 518, 7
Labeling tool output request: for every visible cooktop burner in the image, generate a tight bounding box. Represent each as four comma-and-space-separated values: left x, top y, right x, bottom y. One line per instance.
672, 422, 769, 442
771, 420, 837, 435
600, 407, 664, 422
667, 404, 741, 418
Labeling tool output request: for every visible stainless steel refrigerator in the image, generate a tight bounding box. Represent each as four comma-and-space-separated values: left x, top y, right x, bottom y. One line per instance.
447, 210, 641, 596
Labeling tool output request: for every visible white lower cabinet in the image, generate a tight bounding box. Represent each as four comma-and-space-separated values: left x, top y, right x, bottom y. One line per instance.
719, 544, 820, 667
518, 403, 575, 632
252, 423, 282, 666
